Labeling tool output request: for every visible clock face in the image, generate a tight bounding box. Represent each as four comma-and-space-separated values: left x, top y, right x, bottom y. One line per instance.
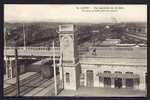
62, 36, 70, 47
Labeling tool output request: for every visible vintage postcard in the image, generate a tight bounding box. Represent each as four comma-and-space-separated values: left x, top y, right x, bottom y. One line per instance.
4, 4, 147, 97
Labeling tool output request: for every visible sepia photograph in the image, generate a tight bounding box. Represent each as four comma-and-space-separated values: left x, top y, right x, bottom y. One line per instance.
3, 4, 147, 97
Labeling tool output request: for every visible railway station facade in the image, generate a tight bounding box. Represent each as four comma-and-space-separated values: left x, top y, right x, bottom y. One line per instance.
58, 24, 147, 91
80, 56, 146, 90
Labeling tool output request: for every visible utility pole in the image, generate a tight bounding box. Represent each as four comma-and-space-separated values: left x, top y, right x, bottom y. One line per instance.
60, 52, 64, 89
53, 41, 57, 96
59, 51, 64, 90
14, 38, 20, 96
23, 23, 26, 50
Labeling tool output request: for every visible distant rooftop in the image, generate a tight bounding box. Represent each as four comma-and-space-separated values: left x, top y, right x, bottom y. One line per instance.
101, 39, 121, 45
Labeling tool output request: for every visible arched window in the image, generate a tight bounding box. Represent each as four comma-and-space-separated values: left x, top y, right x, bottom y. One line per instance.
125, 72, 133, 74
104, 71, 111, 73
115, 71, 122, 74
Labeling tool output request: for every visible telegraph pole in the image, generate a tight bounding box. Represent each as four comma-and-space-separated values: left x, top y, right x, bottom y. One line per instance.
53, 41, 57, 96
60, 52, 64, 89
59, 50, 64, 89
14, 38, 20, 96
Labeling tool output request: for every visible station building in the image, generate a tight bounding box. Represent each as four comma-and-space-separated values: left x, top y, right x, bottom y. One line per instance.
58, 24, 147, 91
79, 47, 146, 90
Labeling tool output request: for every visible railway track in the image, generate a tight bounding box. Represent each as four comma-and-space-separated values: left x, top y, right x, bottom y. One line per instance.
19, 77, 49, 96
24, 78, 54, 96
4, 72, 61, 96
4, 72, 41, 96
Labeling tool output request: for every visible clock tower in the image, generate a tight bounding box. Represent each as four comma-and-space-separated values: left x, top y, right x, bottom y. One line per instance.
58, 24, 80, 90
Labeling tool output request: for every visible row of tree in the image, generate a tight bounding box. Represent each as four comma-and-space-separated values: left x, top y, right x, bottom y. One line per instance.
5, 22, 146, 47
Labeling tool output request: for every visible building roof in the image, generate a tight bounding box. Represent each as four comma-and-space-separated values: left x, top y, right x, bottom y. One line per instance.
79, 47, 147, 66
84, 47, 147, 59
80, 57, 146, 66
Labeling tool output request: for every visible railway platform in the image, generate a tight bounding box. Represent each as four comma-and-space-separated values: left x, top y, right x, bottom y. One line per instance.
58, 87, 146, 97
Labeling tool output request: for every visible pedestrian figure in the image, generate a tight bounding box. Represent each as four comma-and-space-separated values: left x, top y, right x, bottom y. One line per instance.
92, 48, 96, 55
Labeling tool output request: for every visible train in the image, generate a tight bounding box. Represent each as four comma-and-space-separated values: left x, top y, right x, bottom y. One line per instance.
27, 60, 59, 79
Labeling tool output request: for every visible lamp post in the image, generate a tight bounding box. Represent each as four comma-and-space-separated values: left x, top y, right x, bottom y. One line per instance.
14, 36, 20, 96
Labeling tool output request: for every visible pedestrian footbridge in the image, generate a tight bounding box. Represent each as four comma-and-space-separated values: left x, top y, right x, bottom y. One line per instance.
4, 47, 60, 57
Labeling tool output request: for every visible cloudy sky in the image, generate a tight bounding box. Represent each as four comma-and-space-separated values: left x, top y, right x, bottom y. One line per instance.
4, 4, 147, 23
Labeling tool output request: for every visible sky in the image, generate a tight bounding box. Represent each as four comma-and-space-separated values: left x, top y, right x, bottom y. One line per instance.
4, 4, 147, 23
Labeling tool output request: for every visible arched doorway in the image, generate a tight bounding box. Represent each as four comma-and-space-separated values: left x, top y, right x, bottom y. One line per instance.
125, 72, 134, 88
115, 78, 122, 88
104, 77, 111, 88
114, 71, 122, 88
126, 78, 134, 88
103, 71, 111, 88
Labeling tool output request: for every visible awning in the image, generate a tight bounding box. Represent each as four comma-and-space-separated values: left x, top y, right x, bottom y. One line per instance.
97, 73, 140, 79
